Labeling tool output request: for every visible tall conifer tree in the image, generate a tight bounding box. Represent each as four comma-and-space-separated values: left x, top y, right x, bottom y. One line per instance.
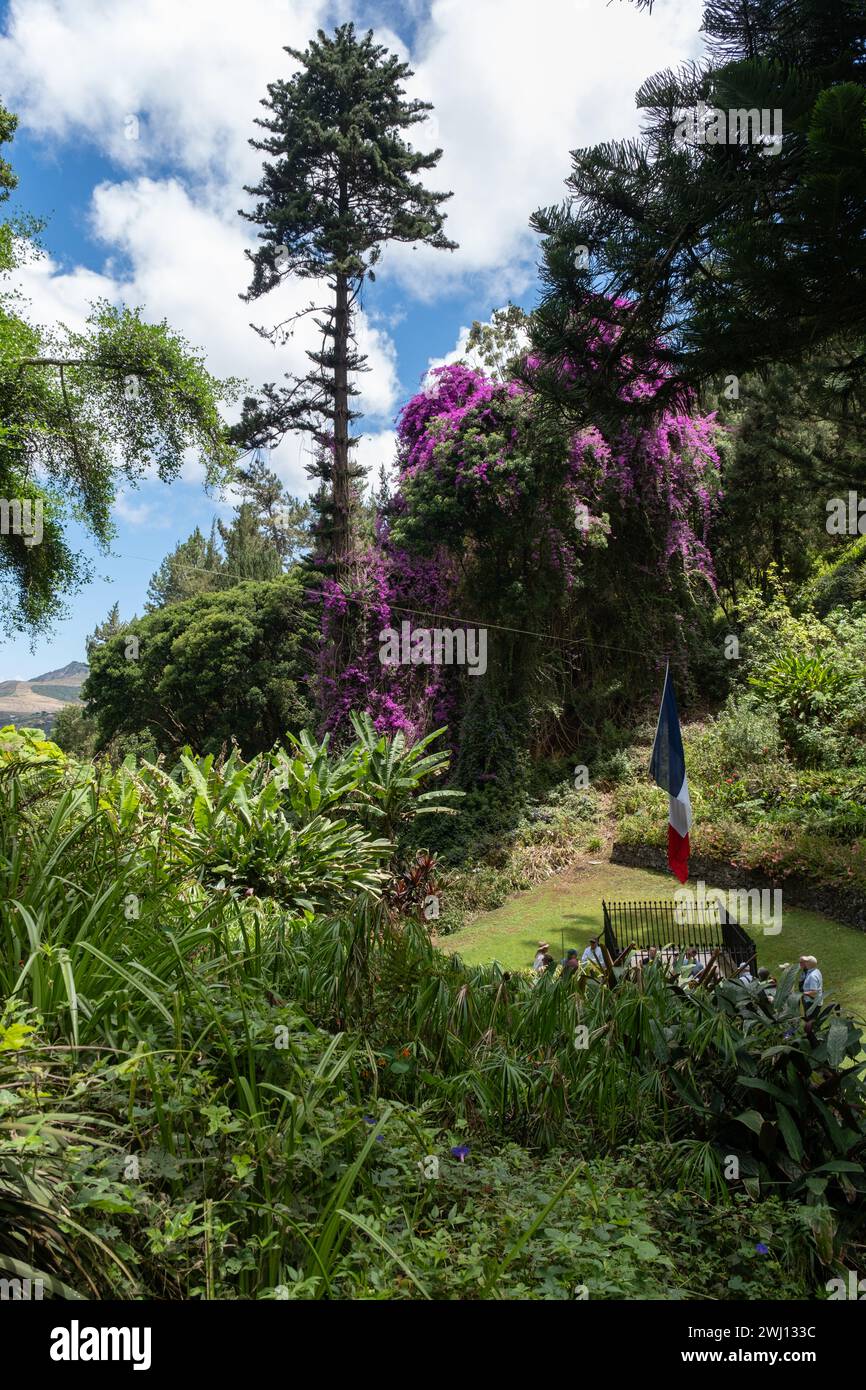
236, 23, 456, 579
530, 0, 866, 427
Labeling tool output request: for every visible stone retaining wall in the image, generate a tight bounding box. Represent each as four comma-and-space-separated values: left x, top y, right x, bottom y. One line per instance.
611, 840, 866, 932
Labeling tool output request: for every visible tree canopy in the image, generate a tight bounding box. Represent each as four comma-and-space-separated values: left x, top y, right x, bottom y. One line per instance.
0, 101, 238, 638
234, 21, 456, 580
529, 0, 866, 428
83, 572, 318, 757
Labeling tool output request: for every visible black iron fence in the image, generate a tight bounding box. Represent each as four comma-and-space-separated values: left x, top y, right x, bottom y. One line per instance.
602, 898, 757, 971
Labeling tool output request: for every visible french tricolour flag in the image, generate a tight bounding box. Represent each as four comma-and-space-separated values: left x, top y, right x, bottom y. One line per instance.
649, 662, 692, 884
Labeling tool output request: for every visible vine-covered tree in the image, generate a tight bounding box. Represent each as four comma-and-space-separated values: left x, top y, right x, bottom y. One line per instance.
235, 22, 456, 582
0, 102, 238, 638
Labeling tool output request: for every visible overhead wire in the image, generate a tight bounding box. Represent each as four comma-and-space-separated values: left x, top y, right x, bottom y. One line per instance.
111, 550, 671, 660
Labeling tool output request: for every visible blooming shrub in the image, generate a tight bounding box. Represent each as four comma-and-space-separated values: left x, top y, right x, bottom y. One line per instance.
320, 348, 724, 757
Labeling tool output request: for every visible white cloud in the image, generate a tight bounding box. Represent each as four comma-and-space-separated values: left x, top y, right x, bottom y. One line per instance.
2, 0, 708, 303
353, 317, 400, 421
427, 323, 473, 373
12, 176, 400, 495
0, 0, 327, 186
381, 0, 706, 295
10, 240, 116, 335
354, 428, 398, 487
112, 490, 167, 527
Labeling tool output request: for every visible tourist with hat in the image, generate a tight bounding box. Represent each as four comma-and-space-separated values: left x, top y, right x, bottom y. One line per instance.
799, 954, 824, 1039
560, 948, 580, 978
532, 942, 550, 973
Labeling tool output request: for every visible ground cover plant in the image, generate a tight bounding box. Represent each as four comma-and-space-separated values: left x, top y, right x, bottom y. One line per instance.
2, 725, 864, 1300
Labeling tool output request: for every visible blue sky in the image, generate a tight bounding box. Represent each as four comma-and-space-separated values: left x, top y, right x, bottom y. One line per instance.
0, 0, 705, 678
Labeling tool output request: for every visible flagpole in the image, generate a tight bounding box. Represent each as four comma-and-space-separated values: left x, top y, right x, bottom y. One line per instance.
649, 656, 670, 776
650, 654, 693, 886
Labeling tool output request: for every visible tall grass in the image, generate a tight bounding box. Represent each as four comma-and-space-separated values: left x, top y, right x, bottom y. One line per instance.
1, 732, 862, 1298
277, 906, 866, 1226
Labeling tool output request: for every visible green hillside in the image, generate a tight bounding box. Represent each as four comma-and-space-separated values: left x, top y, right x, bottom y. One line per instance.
28, 684, 82, 703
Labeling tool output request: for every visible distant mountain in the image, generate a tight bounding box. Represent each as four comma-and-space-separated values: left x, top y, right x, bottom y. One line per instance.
0, 660, 88, 733
29, 661, 89, 686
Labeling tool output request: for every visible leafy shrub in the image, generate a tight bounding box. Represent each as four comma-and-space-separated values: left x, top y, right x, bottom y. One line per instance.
750, 653, 847, 762
2, 723, 859, 1301
0, 1002, 140, 1297
0, 724, 65, 765
735, 588, 866, 768
82, 572, 319, 758
592, 747, 635, 785
802, 535, 866, 616
701, 693, 783, 770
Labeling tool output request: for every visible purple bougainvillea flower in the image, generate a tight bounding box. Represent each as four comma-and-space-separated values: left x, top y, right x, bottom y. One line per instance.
315, 324, 724, 748
755, 1242, 769, 1255
451, 1144, 471, 1162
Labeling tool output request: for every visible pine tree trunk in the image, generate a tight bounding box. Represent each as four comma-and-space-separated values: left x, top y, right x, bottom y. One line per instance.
324, 248, 354, 723
332, 264, 351, 575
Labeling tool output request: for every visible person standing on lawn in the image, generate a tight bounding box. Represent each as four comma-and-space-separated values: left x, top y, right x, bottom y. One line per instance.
799, 954, 824, 1028
581, 938, 605, 969
532, 942, 550, 973
799, 955, 823, 1006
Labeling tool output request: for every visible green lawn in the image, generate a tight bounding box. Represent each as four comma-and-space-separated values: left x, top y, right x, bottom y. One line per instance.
442, 861, 866, 1020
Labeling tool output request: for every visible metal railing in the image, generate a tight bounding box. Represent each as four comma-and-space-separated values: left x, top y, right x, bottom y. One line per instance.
602, 898, 757, 971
